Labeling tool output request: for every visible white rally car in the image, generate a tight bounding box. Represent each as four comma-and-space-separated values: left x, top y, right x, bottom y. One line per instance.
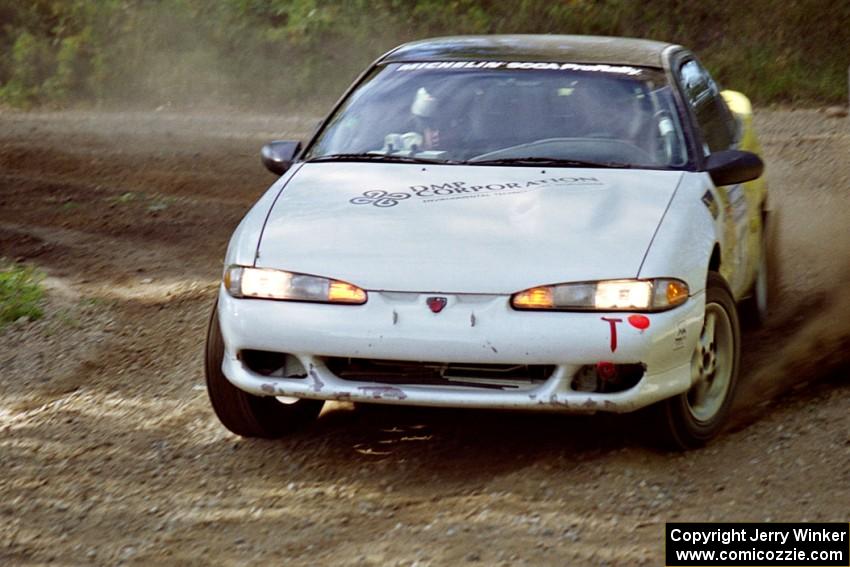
206, 35, 771, 448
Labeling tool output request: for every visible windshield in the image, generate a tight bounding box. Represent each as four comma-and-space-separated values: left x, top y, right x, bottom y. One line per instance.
306, 61, 688, 168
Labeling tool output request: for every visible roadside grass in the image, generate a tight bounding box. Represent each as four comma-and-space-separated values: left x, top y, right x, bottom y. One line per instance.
107, 191, 139, 205
147, 194, 176, 213
103, 191, 177, 213
0, 260, 45, 327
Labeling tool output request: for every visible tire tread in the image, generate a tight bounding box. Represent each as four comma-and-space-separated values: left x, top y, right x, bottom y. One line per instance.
650, 272, 741, 450
204, 304, 323, 438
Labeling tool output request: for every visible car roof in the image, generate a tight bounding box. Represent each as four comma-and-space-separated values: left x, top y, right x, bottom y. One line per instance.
382, 35, 678, 68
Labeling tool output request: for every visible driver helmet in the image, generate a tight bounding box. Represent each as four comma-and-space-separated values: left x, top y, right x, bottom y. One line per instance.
411, 87, 438, 118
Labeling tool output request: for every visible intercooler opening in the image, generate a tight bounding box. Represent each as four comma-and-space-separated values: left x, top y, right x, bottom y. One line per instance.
240, 350, 306, 378
325, 357, 555, 389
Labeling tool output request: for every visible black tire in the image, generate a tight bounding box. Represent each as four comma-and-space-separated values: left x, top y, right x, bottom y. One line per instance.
740, 208, 779, 328
651, 272, 741, 450
205, 304, 323, 438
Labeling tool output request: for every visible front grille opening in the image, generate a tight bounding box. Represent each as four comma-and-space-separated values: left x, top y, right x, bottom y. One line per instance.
571, 363, 645, 393
325, 357, 555, 389
240, 350, 306, 378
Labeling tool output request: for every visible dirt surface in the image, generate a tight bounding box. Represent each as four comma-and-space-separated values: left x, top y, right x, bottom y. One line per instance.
1, 108, 848, 566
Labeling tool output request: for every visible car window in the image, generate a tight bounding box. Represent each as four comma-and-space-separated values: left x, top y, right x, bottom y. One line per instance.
306, 62, 689, 169
678, 60, 737, 155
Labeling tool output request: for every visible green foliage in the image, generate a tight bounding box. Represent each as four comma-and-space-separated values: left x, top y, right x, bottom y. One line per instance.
0, 31, 52, 107
0, 0, 847, 109
0, 261, 45, 327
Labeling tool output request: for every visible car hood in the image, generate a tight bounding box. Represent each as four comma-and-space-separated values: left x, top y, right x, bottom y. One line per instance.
256, 163, 682, 294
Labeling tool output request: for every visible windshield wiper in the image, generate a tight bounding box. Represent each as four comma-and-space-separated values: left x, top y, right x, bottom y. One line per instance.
466, 157, 632, 168
307, 153, 456, 165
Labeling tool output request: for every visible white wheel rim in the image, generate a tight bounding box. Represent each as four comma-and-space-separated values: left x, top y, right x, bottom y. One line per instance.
687, 303, 734, 422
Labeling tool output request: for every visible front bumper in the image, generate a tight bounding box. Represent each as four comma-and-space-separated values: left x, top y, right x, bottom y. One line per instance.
216, 288, 705, 413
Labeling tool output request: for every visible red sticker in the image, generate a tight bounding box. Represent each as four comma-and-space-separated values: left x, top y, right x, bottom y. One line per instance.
628, 314, 650, 330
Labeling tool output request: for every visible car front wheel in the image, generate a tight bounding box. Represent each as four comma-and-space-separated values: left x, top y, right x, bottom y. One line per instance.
652, 272, 741, 449
205, 304, 323, 438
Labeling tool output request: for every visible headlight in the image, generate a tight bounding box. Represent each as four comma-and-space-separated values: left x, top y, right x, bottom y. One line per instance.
224, 266, 367, 304
511, 279, 688, 311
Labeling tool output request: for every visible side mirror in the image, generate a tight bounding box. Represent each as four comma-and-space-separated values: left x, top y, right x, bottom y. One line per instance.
705, 149, 763, 186
261, 141, 302, 175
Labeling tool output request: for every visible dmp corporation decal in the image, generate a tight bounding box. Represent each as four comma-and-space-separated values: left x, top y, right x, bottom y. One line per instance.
350, 190, 412, 207
349, 175, 604, 208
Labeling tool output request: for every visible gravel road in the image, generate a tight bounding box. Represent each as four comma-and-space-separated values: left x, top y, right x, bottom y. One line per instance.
1, 108, 848, 566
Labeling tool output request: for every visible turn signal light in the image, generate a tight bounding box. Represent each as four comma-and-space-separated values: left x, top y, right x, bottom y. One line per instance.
328, 281, 368, 303
512, 286, 554, 309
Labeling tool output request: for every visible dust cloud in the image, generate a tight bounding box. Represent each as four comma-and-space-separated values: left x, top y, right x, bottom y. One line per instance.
733, 108, 850, 419
736, 272, 850, 422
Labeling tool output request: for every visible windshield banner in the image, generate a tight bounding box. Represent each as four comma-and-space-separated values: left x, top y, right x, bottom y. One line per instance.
396, 61, 643, 76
